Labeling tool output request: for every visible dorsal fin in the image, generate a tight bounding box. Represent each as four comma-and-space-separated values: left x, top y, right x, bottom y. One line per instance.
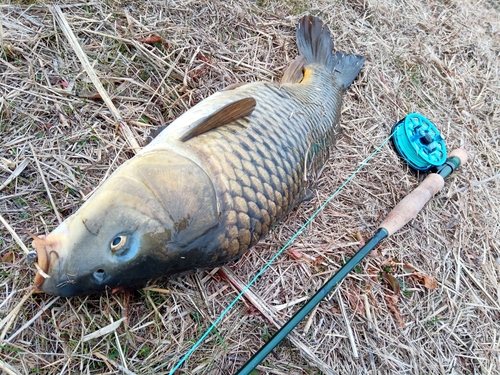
180, 97, 256, 142
280, 55, 305, 84
145, 125, 167, 144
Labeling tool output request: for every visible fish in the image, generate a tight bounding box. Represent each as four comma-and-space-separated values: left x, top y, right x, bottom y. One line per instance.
31, 16, 364, 296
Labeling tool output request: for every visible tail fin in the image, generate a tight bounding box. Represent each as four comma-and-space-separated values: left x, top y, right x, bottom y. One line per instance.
296, 16, 364, 89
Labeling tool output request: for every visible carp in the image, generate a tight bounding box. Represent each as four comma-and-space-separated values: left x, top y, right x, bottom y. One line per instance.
32, 16, 364, 296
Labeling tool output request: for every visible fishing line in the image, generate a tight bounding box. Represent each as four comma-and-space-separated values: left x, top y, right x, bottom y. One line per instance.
168, 132, 395, 375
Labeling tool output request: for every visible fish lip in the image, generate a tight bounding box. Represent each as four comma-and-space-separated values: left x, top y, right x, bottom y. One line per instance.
31, 235, 50, 290
31, 223, 68, 291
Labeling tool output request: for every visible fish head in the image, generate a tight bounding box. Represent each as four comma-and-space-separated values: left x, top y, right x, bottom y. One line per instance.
32, 151, 220, 296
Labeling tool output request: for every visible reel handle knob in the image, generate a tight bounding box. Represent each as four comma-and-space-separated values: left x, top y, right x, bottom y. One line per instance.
379, 148, 467, 236
449, 148, 468, 165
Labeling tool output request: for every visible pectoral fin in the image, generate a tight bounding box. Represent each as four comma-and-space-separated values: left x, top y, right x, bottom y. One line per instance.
280, 55, 305, 84
180, 97, 256, 142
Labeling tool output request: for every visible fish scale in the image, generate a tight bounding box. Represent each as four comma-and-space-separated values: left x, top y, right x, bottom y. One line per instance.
180, 75, 343, 261
31, 16, 364, 296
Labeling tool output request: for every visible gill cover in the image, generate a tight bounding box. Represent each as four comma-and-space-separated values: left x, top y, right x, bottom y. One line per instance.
34, 150, 219, 296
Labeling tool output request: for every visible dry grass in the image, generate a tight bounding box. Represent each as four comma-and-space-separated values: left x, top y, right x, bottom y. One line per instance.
1, 0, 499, 374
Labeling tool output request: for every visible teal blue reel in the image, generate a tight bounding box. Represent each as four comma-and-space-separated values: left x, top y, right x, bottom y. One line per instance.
392, 113, 447, 172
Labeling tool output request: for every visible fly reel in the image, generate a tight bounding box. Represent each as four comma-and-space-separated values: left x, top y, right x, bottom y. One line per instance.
392, 113, 447, 172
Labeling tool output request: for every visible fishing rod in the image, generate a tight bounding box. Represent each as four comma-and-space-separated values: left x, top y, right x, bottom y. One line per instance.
236, 113, 467, 375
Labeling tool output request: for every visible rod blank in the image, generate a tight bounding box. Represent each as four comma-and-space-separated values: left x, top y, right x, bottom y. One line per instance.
236, 148, 467, 375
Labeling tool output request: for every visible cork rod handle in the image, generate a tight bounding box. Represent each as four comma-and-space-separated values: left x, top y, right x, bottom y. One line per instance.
379, 148, 467, 236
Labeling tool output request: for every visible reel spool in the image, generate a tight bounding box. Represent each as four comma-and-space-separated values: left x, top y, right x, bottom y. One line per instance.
392, 113, 447, 172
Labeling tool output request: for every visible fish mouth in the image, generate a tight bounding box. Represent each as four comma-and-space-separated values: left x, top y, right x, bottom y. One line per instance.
30, 223, 68, 292
31, 234, 49, 289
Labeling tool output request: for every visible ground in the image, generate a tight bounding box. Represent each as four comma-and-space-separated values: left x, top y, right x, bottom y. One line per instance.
0, 0, 499, 374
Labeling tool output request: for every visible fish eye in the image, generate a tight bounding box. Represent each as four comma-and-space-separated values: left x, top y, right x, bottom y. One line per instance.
110, 235, 127, 252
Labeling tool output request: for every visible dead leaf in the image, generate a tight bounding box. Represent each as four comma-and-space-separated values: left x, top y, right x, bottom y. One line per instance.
384, 294, 406, 328
188, 68, 206, 81
135, 35, 163, 44
287, 249, 303, 260
412, 272, 438, 290
402, 262, 416, 273
313, 256, 326, 266
382, 272, 401, 294
2, 252, 15, 263
198, 53, 210, 63
346, 290, 364, 315
78, 92, 103, 100
422, 275, 438, 290
330, 306, 341, 314
287, 249, 318, 263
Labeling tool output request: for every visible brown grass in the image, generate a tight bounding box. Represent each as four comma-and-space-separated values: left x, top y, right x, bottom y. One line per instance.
1, 0, 499, 374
